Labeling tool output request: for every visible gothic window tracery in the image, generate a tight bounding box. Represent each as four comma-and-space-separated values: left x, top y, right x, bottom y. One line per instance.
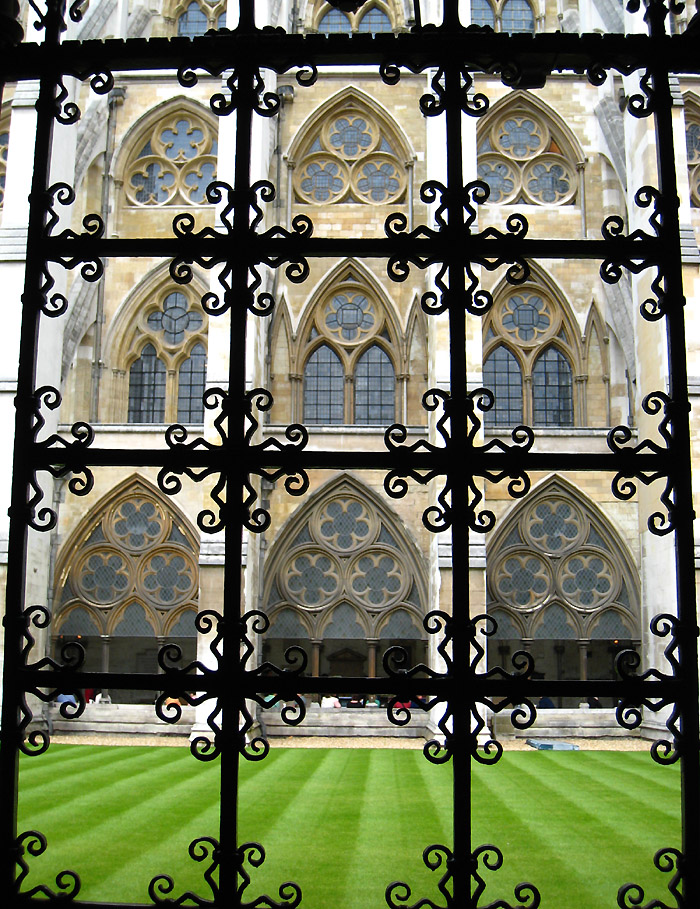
471, 0, 535, 32
0, 119, 8, 208
126, 289, 207, 424
263, 482, 427, 676
53, 482, 200, 702
294, 105, 405, 205
175, 0, 227, 36
124, 111, 217, 207
477, 107, 576, 205
483, 286, 577, 427
316, 2, 394, 33
686, 112, 700, 207
300, 275, 397, 425
487, 481, 640, 699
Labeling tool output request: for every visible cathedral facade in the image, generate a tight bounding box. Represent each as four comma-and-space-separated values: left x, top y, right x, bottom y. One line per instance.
1, 0, 698, 740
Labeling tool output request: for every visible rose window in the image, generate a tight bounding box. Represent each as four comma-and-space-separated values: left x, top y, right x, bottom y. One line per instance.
147, 292, 203, 346
350, 552, 403, 607
501, 294, 551, 343
324, 295, 375, 342
140, 550, 197, 607
496, 552, 551, 608
526, 499, 583, 552
110, 498, 165, 551
559, 552, 615, 609
77, 551, 131, 605
318, 498, 373, 551
286, 552, 340, 606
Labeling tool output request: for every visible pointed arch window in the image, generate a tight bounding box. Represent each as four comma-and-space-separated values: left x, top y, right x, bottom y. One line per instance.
686, 113, 700, 207
532, 347, 574, 426
53, 483, 200, 704
124, 111, 217, 207
300, 275, 398, 426
0, 120, 8, 208
125, 289, 207, 424
294, 104, 406, 205
354, 345, 396, 425
304, 345, 344, 424
471, 0, 534, 31
477, 106, 576, 205
316, 3, 394, 33
486, 481, 640, 704
483, 288, 580, 427
176, 0, 227, 36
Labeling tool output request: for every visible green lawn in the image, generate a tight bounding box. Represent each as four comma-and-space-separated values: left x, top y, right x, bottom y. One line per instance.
17, 745, 680, 908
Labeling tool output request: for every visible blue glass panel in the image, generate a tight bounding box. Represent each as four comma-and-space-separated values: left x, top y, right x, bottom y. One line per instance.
527, 162, 571, 203
131, 163, 175, 204
502, 0, 535, 33
161, 119, 204, 159
325, 294, 374, 340
318, 9, 351, 32
300, 161, 344, 202
128, 343, 166, 423
303, 345, 344, 424
483, 346, 523, 426
356, 161, 400, 202
687, 122, 700, 163
498, 118, 540, 157
184, 162, 216, 202
330, 118, 372, 157
177, 1, 208, 37
471, 0, 495, 27
354, 345, 395, 425
358, 8, 392, 31
477, 160, 514, 202
502, 294, 550, 341
148, 292, 202, 344
532, 347, 573, 426
178, 343, 207, 423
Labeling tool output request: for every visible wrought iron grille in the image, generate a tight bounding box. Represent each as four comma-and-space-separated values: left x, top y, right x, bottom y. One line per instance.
0, 0, 699, 905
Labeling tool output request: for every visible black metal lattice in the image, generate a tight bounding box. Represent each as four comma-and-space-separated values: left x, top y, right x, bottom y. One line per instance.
1, 0, 699, 905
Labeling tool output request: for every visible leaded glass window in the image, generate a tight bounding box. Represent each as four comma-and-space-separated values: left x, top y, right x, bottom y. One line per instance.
471, 0, 496, 27
532, 347, 574, 426
294, 103, 405, 205
477, 105, 577, 206
318, 9, 352, 32
357, 8, 392, 32
0, 128, 8, 207
303, 345, 344, 424
687, 116, 700, 207
128, 344, 166, 423
148, 292, 204, 345
177, 2, 208, 37
177, 342, 207, 423
483, 346, 523, 426
354, 345, 396, 425
125, 111, 217, 207
501, 0, 535, 33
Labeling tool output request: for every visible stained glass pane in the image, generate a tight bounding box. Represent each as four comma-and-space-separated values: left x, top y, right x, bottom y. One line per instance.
532, 347, 574, 426
686, 121, 700, 165
177, 1, 208, 37
354, 345, 395, 424
148, 292, 202, 344
357, 8, 392, 32
483, 346, 523, 426
131, 163, 174, 204
160, 119, 204, 159
318, 9, 352, 32
502, 0, 535, 33
177, 343, 207, 423
113, 603, 154, 637
533, 604, 577, 639
128, 343, 166, 423
303, 345, 345, 424
471, 0, 495, 27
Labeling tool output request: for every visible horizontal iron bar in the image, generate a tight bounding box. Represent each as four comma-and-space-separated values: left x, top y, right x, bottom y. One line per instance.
43, 236, 661, 262
30, 445, 671, 473
20, 669, 679, 700
4, 31, 700, 83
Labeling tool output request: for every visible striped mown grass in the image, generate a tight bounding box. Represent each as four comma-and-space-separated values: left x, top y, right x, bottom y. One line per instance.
18, 746, 679, 907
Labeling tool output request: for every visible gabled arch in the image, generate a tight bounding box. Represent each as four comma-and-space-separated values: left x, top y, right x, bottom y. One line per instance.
487, 474, 640, 640
287, 87, 413, 207
483, 264, 584, 426
54, 475, 200, 639
476, 91, 584, 206
114, 96, 218, 208
262, 473, 429, 641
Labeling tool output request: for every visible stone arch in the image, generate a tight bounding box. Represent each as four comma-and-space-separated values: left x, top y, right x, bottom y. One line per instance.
476, 90, 584, 206
53, 476, 200, 702
261, 474, 429, 677
486, 474, 640, 702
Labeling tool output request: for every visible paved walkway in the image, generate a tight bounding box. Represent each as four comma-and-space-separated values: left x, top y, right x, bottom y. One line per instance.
50, 733, 650, 750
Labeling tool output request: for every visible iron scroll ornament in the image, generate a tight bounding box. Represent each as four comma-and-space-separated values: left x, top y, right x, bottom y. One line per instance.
148, 837, 301, 908
385, 843, 541, 909
14, 830, 81, 900
617, 847, 683, 909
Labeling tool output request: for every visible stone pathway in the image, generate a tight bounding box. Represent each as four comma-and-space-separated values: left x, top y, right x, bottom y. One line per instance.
50, 733, 650, 750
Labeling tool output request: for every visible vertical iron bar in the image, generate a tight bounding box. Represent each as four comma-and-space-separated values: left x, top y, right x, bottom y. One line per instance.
0, 0, 64, 889
647, 3, 700, 898
443, 38, 471, 903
